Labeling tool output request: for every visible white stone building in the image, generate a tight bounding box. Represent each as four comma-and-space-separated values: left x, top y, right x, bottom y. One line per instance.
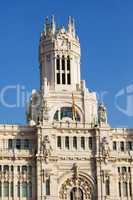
0, 16, 132, 200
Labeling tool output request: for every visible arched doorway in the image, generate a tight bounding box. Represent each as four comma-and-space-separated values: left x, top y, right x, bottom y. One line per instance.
59, 174, 94, 200
70, 187, 83, 200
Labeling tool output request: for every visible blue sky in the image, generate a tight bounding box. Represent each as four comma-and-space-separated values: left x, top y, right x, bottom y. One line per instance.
0, 0, 133, 127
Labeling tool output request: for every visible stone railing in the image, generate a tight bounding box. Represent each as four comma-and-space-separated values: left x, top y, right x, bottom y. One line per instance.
52, 121, 96, 129
0, 149, 35, 157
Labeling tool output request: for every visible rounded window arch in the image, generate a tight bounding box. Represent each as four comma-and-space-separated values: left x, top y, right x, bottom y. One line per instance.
54, 106, 81, 122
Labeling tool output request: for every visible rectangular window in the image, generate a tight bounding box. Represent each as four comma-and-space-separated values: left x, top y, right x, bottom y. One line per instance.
4, 181, 9, 197
3, 165, 9, 173
119, 182, 121, 197
17, 182, 20, 197
29, 165, 32, 176
46, 178, 50, 195
127, 141, 132, 151
22, 182, 28, 198
62, 73, 65, 84
29, 182, 32, 198
73, 137, 77, 149
89, 137, 93, 150
22, 166, 27, 174
129, 182, 132, 197
120, 141, 124, 151
105, 179, 110, 196
113, 141, 117, 150
67, 74, 71, 85
11, 165, 14, 172
17, 166, 20, 172
118, 167, 120, 173
123, 182, 128, 197
56, 56, 60, 70
0, 182, 1, 197
57, 73, 60, 84
67, 58, 70, 71
65, 137, 69, 149
81, 137, 85, 149
10, 182, 13, 197
24, 139, 29, 149
16, 139, 21, 149
128, 167, 131, 173
57, 136, 61, 148
122, 167, 126, 174
8, 139, 13, 149
62, 58, 65, 70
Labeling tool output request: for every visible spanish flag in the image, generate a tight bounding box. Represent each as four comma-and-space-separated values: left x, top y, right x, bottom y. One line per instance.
72, 93, 77, 121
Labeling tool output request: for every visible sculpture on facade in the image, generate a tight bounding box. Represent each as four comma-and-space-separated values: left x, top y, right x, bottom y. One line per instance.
98, 103, 108, 126
42, 135, 52, 162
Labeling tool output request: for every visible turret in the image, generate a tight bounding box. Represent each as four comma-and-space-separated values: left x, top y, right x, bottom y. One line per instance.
39, 16, 81, 92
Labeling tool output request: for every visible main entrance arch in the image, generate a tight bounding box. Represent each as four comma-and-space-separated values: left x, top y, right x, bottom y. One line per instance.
59, 173, 94, 200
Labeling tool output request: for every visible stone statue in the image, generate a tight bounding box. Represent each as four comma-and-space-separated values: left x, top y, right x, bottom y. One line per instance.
98, 103, 107, 125
101, 137, 110, 163
42, 135, 52, 162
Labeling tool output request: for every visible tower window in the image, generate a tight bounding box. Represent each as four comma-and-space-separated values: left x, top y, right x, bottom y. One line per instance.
62, 56, 65, 70
67, 73, 71, 85
56, 55, 60, 70
57, 73, 60, 84
67, 56, 70, 71
62, 73, 65, 84
119, 182, 121, 197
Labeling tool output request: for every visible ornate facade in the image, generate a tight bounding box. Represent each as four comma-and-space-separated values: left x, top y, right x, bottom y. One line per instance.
0, 16, 132, 200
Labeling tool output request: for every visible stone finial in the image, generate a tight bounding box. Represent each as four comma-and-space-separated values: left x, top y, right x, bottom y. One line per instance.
51, 15, 56, 34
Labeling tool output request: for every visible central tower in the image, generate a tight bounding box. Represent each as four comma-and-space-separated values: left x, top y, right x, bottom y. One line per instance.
39, 16, 81, 91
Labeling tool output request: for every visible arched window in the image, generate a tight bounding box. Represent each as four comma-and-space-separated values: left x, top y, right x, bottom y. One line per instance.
54, 107, 80, 122
70, 187, 83, 200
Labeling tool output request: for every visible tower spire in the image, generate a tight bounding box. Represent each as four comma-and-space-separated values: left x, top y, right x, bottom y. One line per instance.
68, 16, 73, 34
44, 16, 50, 35
51, 15, 56, 34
